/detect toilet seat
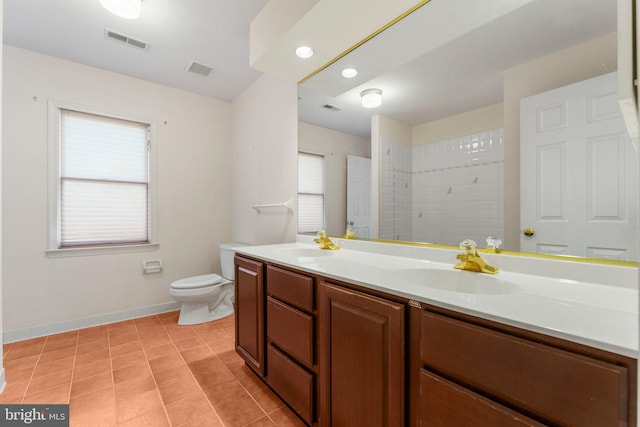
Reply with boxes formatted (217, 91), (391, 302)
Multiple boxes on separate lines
(171, 273), (224, 290)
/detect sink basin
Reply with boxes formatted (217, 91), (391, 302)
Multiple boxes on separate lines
(275, 248), (335, 258)
(395, 268), (519, 295)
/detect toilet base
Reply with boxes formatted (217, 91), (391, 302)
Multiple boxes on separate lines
(177, 302), (233, 325)
(175, 283), (234, 325)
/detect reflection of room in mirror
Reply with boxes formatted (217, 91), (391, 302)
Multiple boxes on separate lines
(380, 129), (504, 245)
(297, 0), (635, 262)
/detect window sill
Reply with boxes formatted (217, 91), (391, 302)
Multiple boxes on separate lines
(46, 243), (159, 258)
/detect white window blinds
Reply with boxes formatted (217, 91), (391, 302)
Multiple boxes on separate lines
(59, 109), (150, 247)
(298, 152), (325, 233)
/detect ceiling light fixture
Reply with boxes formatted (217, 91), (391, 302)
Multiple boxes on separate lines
(341, 68), (358, 78)
(360, 88), (383, 108)
(99, 0), (142, 19)
(295, 46), (314, 59)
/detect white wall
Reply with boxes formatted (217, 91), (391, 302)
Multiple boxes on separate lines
(231, 74), (298, 245)
(0, 0), (5, 391)
(2, 46), (233, 339)
(298, 121), (370, 236)
(412, 103), (503, 146)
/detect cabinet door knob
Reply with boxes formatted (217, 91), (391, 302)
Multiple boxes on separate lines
(523, 228), (535, 237)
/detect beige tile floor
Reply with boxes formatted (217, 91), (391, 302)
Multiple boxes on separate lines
(0, 311), (305, 427)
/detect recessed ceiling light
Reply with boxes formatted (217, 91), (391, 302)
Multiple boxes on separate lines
(99, 0), (142, 19)
(295, 46), (314, 59)
(341, 68), (358, 78)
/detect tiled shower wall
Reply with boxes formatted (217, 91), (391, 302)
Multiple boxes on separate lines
(380, 129), (504, 246)
(380, 141), (413, 241)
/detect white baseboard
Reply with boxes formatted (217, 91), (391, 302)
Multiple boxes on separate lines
(3, 301), (181, 344)
(0, 368), (6, 395)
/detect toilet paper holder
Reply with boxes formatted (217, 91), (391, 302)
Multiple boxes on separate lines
(143, 259), (163, 274)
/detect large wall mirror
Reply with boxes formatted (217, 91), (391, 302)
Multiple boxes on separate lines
(298, 0), (639, 263)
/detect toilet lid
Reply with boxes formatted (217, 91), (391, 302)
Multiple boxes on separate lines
(171, 273), (224, 289)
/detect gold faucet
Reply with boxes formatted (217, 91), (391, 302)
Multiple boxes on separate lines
(454, 239), (499, 274)
(314, 230), (340, 250)
(483, 236), (503, 254)
(343, 228), (356, 239)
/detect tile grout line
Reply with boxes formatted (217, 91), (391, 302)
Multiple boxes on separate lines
(65, 331), (79, 407)
(107, 322), (120, 425)
(160, 317), (191, 426)
(194, 320), (274, 427)
(135, 314), (174, 427)
(20, 337), (48, 404)
(189, 322), (234, 427)
(2, 313), (299, 427)
(163, 317), (228, 427)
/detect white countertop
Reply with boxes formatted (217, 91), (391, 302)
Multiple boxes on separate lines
(236, 241), (639, 358)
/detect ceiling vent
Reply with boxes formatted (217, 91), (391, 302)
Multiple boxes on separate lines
(187, 61), (215, 77)
(104, 28), (149, 50)
(322, 104), (342, 112)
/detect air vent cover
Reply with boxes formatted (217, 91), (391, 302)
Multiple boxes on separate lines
(322, 104), (342, 112)
(104, 28), (149, 50)
(187, 61), (215, 77)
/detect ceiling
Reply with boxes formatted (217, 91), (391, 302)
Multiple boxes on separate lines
(3, 0), (618, 138)
(3, 0), (268, 101)
(298, 0), (617, 138)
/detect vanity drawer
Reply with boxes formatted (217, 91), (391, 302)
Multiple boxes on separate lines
(420, 311), (628, 427)
(266, 345), (314, 425)
(420, 369), (546, 427)
(266, 296), (314, 367)
(267, 265), (314, 312)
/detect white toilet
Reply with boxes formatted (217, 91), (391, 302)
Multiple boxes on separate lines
(170, 243), (246, 325)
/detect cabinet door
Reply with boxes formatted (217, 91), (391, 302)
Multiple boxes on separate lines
(421, 311), (630, 427)
(318, 282), (405, 427)
(420, 370), (546, 427)
(234, 256), (264, 376)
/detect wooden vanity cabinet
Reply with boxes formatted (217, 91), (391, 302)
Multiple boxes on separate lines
(318, 281), (405, 427)
(415, 307), (636, 427)
(234, 255), (265, 376)
(234, 258), (319, 425)
(234, 256), (637, 427)
(265, 265), (317, 425)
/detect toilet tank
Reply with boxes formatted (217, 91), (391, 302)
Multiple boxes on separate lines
(219, 243), (249, 280)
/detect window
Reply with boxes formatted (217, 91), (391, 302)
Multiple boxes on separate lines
(298, 152), (325, 233)
(48, 102), (157, 255)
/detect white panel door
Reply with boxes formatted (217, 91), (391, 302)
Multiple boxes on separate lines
(347, 155), (372, 238)
(521, 72), (638, 260)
